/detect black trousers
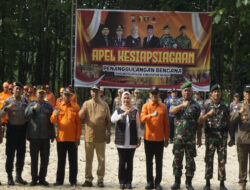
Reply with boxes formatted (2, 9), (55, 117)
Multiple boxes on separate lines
(231, 121), (238, 141)
(29, 139), (50, 181)
(169, 117), (175, 140)
(144, 140), (164, 185)
(117, 148), (136, 184)
(56, 142), (78, 184)
(5, 124), (26, 175)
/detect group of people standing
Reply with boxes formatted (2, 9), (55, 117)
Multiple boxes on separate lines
(0, 81), (249, 190)
(94, 23), (192, 49)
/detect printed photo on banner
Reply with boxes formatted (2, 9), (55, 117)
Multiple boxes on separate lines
(75, 9), (211, 90)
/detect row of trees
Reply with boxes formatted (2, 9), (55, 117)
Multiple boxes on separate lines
(0, 0), (249, 100)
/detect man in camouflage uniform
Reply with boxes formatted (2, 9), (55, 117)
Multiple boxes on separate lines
(199, 84), (234, 190)
(230, 93), (241, 141)
(231, 85), (250, 190)
(112, 88), (124, 112)
(160, 25), (177, 49)
(175, 25), (192, 49)
(194, 91), (204, 109)
(170, 82), (201, 190)
(131, 89), (144, 115)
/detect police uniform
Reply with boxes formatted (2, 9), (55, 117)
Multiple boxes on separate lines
(231, 85), (250, 190)
(171, 82), (201, 190)
(0, 82), (28, 185)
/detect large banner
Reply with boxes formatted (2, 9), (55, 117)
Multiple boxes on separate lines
(74, 9), (211, 91)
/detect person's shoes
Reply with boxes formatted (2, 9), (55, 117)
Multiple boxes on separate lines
(120, 184), (126, 189)
(203, 185), (211, 190)
(39, 180), (49, 186)
(220, 181), (228, 190)
(30, 180), (37, 186)
(155, 184), (163, 190)
(171, 177), (181, 190)
(97, 181), (104, 187)
(70, 183), (77, 187)
(126, 183), (132, 189)
(8, 176), (15, 186)
(185, 176), (194, 190)
(145, 182), (154, 189)
(15, 176), (27, 185)
(53, 181), (63, 186)
(238, 184), (246, 190)
(82, 180), (93, 187)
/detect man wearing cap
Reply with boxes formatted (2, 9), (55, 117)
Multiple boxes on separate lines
(22, 85), (29, 100)
(0, 82), (28, 185)
(143, 25), (160, 48)
(56, 87), (64, 106)
(194, 91), (204, 109)
(45, 84), (55, 108)
(0, 82), (12, 129)
(25, 85), (55, 186)
(131, 89), (144, 115)
(95, 25), (111, 47)
(100, 87), (109, 104)
(166, 88), (178, 143)
(231, 85), (250, 190)
(175, 25), (192, 49)
(230, 93), (241, 142)
(51, 87), (81, 186)
(160, 25), (177, 48)
(79, 84), (111, 187)
(170, 82), (201, 190)
(141, 86), (169, 190)
(113, 25), (126, 47)
(199, 84), (234, 190)
(29, 85), (37, 102)
(113, 88), (124, 112)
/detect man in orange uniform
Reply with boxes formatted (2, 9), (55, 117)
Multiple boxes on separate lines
(0, 82), (12, 125)
(45, 84), (55, 108)
(68, 85), (77, 104)
(29, 86), (37, 102)
(56, 87), (64, 106)
(51, 87), (82, 186)
(141, 86), (169, 190)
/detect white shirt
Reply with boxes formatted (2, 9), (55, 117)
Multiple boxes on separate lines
(111, 109), (141, 149)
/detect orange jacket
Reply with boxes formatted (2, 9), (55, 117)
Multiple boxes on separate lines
(71, 93), (77, 104)
(50, 101), (82, 142)
(0, 91), (12, 123)
(45, 92), (55, 108)
(140, 100), (169, 141)
(56, 97), (63, 106)
(29, 93), (37, 102)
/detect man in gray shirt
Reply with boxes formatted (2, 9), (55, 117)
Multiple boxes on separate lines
(25, 85), (55, 186)
(0, 82), (28, 185)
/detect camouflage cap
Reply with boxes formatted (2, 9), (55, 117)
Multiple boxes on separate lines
(180, 82), (192, 89)
(37, 85), (46, 93)
(91, 84), (100, 91)
(210, 84), (221, 92)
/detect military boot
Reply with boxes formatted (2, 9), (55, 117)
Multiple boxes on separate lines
(186, 176), (194, 190)
(7, 173), (15, 186)
(171, 177), (181, 190)
(15, 172), (27, 185)
(220, 181), (228, 190)
(238, 183), (246, 190)
(203, 179), (211, 190)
